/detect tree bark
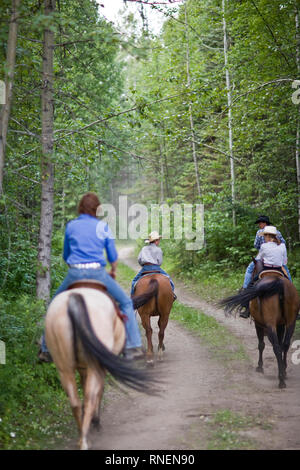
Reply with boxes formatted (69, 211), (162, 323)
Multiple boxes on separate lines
(222, 0), (236, 226)
(36, 0), (55, 301)
(184, 4), (201, 199)
(295, 5), (300, 241)
(0, 0), (21, 195)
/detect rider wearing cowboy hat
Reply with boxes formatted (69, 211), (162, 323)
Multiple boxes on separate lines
(131, 231), (176, 300)
(242, 215), (291, 291)
(240, 216), (292, 318)
(256, 225), (288, 274)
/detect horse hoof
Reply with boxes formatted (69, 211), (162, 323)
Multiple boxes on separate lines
(256, 366), (264, 374)
(279, 381), (286, 389)
(146, 358), (154, 365)
(92, 418), (101, 431)
(79, 438), (89, 450)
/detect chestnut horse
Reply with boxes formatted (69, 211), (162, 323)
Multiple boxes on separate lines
(132, 274), (174, 363)
(219, 265), (300, 388)
(45, 285), (154, 450)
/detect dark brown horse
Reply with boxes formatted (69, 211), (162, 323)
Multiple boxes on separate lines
(132, 274), (174, 364)
(219, 263), (300, 388)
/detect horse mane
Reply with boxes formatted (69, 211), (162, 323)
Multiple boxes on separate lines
(219, 278), (285, 316)
(132, 278), (159, 310)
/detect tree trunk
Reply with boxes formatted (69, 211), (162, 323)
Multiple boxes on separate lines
(222, 0), (236, 226)
(36, 0), (55, 301)
(184, 4), (201, 199)
(159, 143), (164, 203)
(295, 5), (300, 241)
(0, 0), (21, 195)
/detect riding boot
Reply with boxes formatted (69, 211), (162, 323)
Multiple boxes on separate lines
(38, 348), (53, 363)
(239, 305), (250, 319)
(123, 347), (145, 361)
(173, 293), (177, 301)
(238, 287), (250, 319)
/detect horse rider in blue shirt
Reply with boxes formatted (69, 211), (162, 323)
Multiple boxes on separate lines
(39, 192), (143, 362)
(240, 215), (292, 318)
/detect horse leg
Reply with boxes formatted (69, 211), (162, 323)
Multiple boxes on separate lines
(266, 326), (286, 389)
(78, 367), (101, 431)
(282, 322), (296, 379)
(276, 324), (286, 378)
(59, 370), (82, 433)
(91, 371), (105, 431)
(141, 315), (154, 363)
(255, 323), (265, 373)
(157, 316), (168, 360)
(80, 369), (104, 450)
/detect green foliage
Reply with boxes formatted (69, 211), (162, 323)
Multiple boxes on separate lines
(0, 295), (73, 449)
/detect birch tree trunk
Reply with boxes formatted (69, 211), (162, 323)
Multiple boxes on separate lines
(159, 143), (164, 203)
(295, 5), (300, 241)
(184, 4), (201, 199)
(222, 0), (236, 226)
(36, 0), (55, 301)
(0, 0), (21, 195)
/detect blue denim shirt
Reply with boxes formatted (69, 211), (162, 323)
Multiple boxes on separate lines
(254, 229), (285, 250)
(63, 214), (117, 266)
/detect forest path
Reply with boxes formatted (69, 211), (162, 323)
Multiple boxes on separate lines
(65, 246), (300, 450)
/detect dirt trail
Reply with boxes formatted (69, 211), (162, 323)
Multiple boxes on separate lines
(66, 247), (300, 450)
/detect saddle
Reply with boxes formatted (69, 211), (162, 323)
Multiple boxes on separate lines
(258, 269), (285, 280)
(67, 279), (107, 292)
(67, 279), (127, 323)
(133, 270), (166, 295)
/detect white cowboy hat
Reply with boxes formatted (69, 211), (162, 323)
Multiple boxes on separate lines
(145, 231), (162, 243)
(263, 225), (277, 236)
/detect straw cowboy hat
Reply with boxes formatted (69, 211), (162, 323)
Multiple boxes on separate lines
(262, 225), (277, 236)
(145, 231), (162, 243)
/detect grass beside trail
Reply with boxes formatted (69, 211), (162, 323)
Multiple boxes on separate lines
(0, 295), (76, 450)
(117, 262), (249, 366)
(206, 409), (273, 450)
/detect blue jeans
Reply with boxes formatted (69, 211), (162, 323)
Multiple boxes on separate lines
(243, 261), (292, 288)
(41, 267), (142, 352)
(131, 264), (175, 296)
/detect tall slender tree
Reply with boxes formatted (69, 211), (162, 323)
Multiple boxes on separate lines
(184, 2), (201, 199)
(36, 0), (55, 301)
(222, 0), (236, 226)
(0, 0), (21, 195)
(295, 3), (300, 240)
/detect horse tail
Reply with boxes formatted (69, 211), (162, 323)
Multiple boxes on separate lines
(132, 278), (159, 310)
(219, 278), (285, 316)
(67, 293), (155, 394)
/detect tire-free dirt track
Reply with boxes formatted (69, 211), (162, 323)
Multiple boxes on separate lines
(66, 246), (300, 450)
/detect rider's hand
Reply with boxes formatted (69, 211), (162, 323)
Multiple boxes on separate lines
(109, 269), (116, 279)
